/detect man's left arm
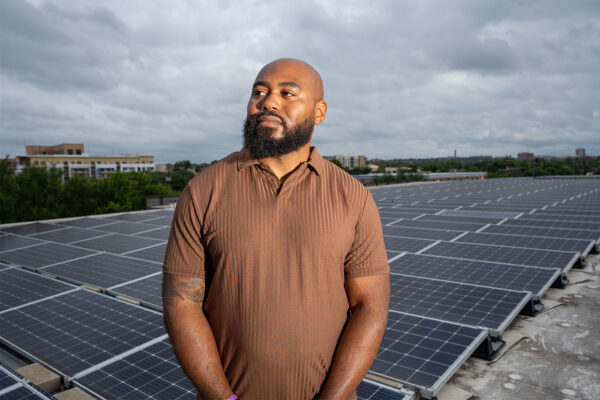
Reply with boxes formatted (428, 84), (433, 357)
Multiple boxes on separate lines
(319, 273), (390, 400)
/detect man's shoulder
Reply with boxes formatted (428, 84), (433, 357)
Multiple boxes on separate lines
(186, 150), (243, 188)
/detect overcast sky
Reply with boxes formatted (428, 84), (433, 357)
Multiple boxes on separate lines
(1, 0), (599, 163)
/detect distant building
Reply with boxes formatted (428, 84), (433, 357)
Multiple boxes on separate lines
(16, 144), (154, 178)
(331, 155), (366, 169)
(576, 148), (586, 158)
(517, 152), (535, 161)
(26, 143), (84, 156)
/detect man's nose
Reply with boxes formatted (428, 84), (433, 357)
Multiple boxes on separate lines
(259, 93), (279, 111)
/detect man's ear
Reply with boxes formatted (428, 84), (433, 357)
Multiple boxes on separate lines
(314, 101), (328, 125)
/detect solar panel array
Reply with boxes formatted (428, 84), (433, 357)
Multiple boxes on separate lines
(1, 177), (599, 399)
(0, 364), (55, 400)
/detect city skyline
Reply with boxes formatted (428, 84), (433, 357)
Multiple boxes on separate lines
(1, 0), (599, 163)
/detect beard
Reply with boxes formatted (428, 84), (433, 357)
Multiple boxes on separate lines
(243, 111), (314, 158)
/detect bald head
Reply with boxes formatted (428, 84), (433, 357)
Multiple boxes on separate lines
(255, 58), (324, 102)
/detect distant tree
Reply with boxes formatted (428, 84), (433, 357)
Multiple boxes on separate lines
(0, 158), (18, 223)
(61, 176), (98, 216)
(15, 167), (63, 221)
(173, 160), (193, 170)
(330, 159), (343, 168)
(169, 169), (195, 191)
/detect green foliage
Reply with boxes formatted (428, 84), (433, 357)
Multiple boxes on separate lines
(0, 165), (171, 224)
(169, 169), (195, 191)
(173, 160), (193, 170)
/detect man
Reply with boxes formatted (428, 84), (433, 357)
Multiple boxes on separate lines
(163, 58), (390, 400)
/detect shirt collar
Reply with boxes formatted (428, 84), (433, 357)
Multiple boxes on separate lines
(237, 146), (324, 176)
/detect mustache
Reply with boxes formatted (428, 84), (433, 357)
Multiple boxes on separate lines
(250, 111), (287, 128)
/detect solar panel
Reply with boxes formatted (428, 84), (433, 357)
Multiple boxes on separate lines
(0, 235), (46, 252)
(0, 365), (56, 400)
(454, 232), (595, 257)
(389, 274), (530, 333)
(0, 386), (54, 400)
(72, 233), (165, 254)
(73, 338), (195, 400)
(357, 379), (412, 400)
(387, 219), (487, 232)
(0, 267), (77, 312)
(0, 243), (98, 270)
(110, 213), (162, 223)
(30, 227), (108, 244)
(382, 226), (462, 241)
(142, 210), (174, 218)
(124, 244), (166, 263)
(58, 217), (118, 228)
(0, 365), (20, 391)
(133, 226), (171, 241)
(137, 216), (174, 226)
(95, 221), (163, 235)
(384, 236), (437, 253)
(422, 241), (580, 272)
(0, 289), (166, 377)
(40, 253), (162, 289)
(415, 214), (503, 225)
(526, 212), (600, 223)
(389, 253), (560, 297)
(108, 273), (162, 310)
(379, 211), (427, 220)
(482, 224), (600, 242)
(0, 223), (64, 236)
(503, 218), (600, 232)
(370, 311), (487, 399)
(440, 209), (523, 219)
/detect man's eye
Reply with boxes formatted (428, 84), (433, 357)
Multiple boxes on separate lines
(282, 91), (295, 97)
(253, 90), (266, 96)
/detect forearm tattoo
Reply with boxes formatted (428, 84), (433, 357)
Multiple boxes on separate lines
(162, 274), (206, 310)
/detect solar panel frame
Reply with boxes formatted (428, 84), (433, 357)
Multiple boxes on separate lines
(0, 267), (78, 313)
(453, 232), (595, 258)
(482, 224), (600, 243)
(502, 218), (600, 232)
(106, 272), (162, 311)
(0, 234), (47, 252)
(357, 379), (413, 400)
(123, 243), (166, 263)
(389, 253), (560, 297)
(387, 219), (488, 232)
(40, 253), (162, 289)
(389, 274), (530, 333)
(422, 241), (580, 272)
(72, 233), (165, 254)
(94, 221), (164, 235)
(0, 289), (166, 378)
(0, 243), (99, 270)
(382, 226), (463, 241)
(30, 227), (109, 244)
(0, 223), (65, 236)
(370, 311), (487, 399)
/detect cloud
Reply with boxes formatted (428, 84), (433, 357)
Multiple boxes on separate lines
(1, 0), (599, 162)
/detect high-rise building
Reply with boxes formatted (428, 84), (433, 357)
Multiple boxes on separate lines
(576, 148), (586, 158)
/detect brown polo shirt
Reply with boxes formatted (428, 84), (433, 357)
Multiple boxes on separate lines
(163, 147), (389, 399)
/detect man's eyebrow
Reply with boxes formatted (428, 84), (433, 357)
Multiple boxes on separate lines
(252, 81), (302, 90)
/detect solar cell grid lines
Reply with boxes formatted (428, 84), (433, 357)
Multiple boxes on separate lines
(387, 219), (487, 232)
(95, 221), (164, 235)
(0, 242), (98, 270)
(133, 226), (172, 241)
(30, 227), (108, 244)
(388, 275), (529, 332)
(0, 235), (46, 252)
(0, 223), (64, 236)
(455, 232), (595, 256)
(384, 236), (437, 254)
(57, 217), (119, 228)
(0, 267), (76, 312)
(0, 289), (166, 377)
(422, 241), (580, 272)
(124, 243), (166, 263)
(72, 233), (165, 254)
(41, 253), (162, 289)
(503, 218), (600, 231)
(382, 226), (463, 241)
(389, 253), (560, 296)
(356, 380), (411, 400)
(482, 224), (600, 242)
(371, 311), (486, 398)
(108, 273), (162, 310)
(74, 339), (195, 400)
(415, 214), (504, 225)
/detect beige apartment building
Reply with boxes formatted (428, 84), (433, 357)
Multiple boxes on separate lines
(16, 144), (154, 178)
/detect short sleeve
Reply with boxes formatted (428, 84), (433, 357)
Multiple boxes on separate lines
(162, 184), (207, 277)
(344, 190), (390, 278)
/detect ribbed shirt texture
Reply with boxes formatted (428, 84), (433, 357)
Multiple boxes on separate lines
(163, 147), (389, 400)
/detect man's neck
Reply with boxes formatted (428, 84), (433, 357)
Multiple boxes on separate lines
(258, 143), (312, 181)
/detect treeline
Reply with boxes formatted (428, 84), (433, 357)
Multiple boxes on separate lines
(0, 158), (171, 224)
(377, 156), (600, 178)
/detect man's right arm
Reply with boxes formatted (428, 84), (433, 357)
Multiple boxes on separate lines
(162, 273), (233, 400)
